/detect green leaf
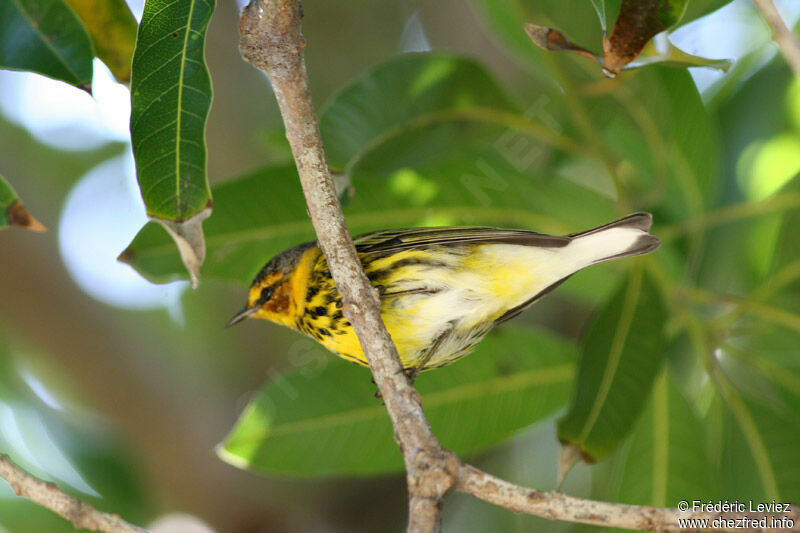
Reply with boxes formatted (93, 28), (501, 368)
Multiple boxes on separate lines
(604, 371), (717, 510)
(0, 174), (46, 232)
(657, 0), (687, 28)
(319, 53), (518, 173)
(625, 41), (732, 73)
(322, 54), (614, 237)
(715, 379), (800, 502)
(63, 0), (137, 83)
(218, 327), (575, 476)
(771, 178), (800, 276)
(130, 0), (214, 221)
(557, 266), (668, 463)
(723, 320), (800, 431)
(681, 0), (733, 25)
(129, 0), (216, 285)
(349, 121), (616, 228)
(0, 0), (94, 90)
(602, 67), (719, 218)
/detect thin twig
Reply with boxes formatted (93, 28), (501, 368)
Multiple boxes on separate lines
(237, 1), (800, 532)
(457, 464), (800, 531)
(0, 454), (148, 533)
(752, 0), (800, 76)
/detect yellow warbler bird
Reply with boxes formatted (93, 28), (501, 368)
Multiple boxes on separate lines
(228, 213), (659, 378)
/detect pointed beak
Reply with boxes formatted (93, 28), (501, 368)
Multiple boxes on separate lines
(226, 305), (259, 327)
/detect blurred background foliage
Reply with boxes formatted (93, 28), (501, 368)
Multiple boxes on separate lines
(1, 0), (800, 531)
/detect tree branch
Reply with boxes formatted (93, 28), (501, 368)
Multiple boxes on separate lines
(238, 2), (456, 530)
(456, 464), (800, 531)
(752, 0), (800, 76)
(237, 1), (799, 532)
(0, 454), (148, 533)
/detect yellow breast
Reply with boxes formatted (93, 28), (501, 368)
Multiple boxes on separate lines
(295, 244), (552, 370)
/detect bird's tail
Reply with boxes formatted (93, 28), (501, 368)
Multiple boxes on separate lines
(565, 212), (660, 267)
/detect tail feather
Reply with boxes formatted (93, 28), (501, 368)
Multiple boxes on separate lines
(569, 212), (653, 237)
(565, 212), (660, 268)
(594, 233), (661, 263)
(493, 213), (660, 325)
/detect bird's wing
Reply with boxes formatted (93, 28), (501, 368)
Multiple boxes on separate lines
(354, 226), (570, 255)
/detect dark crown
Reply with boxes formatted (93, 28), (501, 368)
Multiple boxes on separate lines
(251, 241), (316, 287)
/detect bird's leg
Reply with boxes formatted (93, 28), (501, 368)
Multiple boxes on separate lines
(374, 324), (453, 399)
(404, 325), (453, 385)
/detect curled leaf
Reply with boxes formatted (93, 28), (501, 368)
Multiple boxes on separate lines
(524, 23), (600, 65)
(151, 206), (211, 289)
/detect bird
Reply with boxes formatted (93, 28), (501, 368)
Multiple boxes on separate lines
(227, 212), (660, 380)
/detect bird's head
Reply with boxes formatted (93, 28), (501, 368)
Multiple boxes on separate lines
(227, 241), (317, 328)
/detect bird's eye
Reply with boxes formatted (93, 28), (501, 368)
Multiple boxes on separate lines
(257, 286), (274, 305)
